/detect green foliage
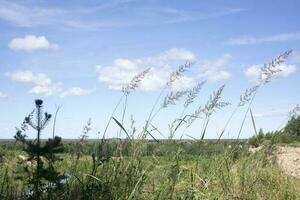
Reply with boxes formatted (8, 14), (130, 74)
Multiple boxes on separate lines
(249, 116), (300, 146)
(285, 116), (300, 137)
(1, 139), (300, 200)
(248, 129), (265, 147)
(14, 99), (65, 200)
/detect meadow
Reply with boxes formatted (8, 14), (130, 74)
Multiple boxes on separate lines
(0, 50), (300, 199)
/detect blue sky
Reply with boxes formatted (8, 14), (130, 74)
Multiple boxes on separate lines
(0, 0), (300, 139)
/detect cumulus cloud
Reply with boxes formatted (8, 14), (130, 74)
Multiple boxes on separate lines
(225, 32), (300, 45)
(244, 64), (297, 83)
(198, 54), (232, 82)
(60, 87), (94, 97)
(5, 70), (92, 97)
(9, 35), (58, 52)
(95, 49), (233, 92)
(4, 70), (51, 86)
(95, 48), (197, 92)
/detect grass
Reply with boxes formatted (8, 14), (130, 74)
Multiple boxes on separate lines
(0, 140), (299, 199)
(1, 50), (299, 199)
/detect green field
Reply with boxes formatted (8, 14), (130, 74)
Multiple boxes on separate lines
(1, 140), (300, 200)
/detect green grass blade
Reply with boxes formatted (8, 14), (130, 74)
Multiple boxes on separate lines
(146, 130), (159, 143)
(112, 117), (131, 139)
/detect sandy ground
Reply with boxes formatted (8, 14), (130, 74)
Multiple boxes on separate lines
(276, 146), (300, 179)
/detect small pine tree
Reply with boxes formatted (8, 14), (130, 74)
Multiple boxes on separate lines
(15, 99), (65, 199)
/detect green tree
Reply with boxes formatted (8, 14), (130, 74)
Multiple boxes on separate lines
(284, 116), (300, 137)
(15, 99), (65, 199)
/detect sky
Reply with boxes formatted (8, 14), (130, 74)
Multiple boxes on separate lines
(0, 0), (300, 139)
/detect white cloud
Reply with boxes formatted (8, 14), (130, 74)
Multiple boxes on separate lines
(198, 54), (232, 82)
(5, 70), (51, 86)
(29, 82), (63, 97)
(9, 35), (58, 52)
(60, 87), (94, 97)
(0, 92), (7, 98)
(96, 49), (234, 92)
(0, 1), (65, 27)
(5, 70), (92, 97)
(244, 64), (297, 83)
(159, 48), (196, 61)
(0, 1), (243, 30)
(225, 32), (300, 45)
(95, 48), (197, 92)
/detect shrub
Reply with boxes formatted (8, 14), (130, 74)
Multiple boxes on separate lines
(14, 99), (65, 199)
(284, 116), (300, 137)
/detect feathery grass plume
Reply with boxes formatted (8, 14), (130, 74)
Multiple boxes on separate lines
(218, 50), (293, 141)
(239, 85), (259, 107)
(161, 90), (189, 108)
(122, 68), (150, 95)
(275, 104), (300, 131)
(211, 51), (294, 189)
(166, 81), (206, 138)
(101, 68), (150, 147)
(186, 85), (229, 128)
(185, 106), (205, 127)
(81, 118), (91, 140)
(76, 118), (91, 159)
(239, 50), (292, 108)
(260, 49), (293, 84)
(236, 50), (293, 138)
(142, 62), (194, 135)
(289, 104), (300, 117)
(184, 81), (206, 108)
(203, 85), (230, 117)
(199, 85), (230, 140)
(166, 61), (193, 87)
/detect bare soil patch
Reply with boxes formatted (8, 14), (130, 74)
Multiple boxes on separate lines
(276, 146), (300, 179)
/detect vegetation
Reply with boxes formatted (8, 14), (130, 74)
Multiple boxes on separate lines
(249, 116), (300, 147)
(14, 100), (65, 199)
(0, 50), (300, 199)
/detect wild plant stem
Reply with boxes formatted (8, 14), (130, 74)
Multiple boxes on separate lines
(142, 86), (167, 138)
(52, 105), (62, 139)
(237, 90), (258, 139)
(103, 94), (125, 137)
(217, 105), (239, 141)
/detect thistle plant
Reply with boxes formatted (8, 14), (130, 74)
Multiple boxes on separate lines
(15, 99), (65, 199)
